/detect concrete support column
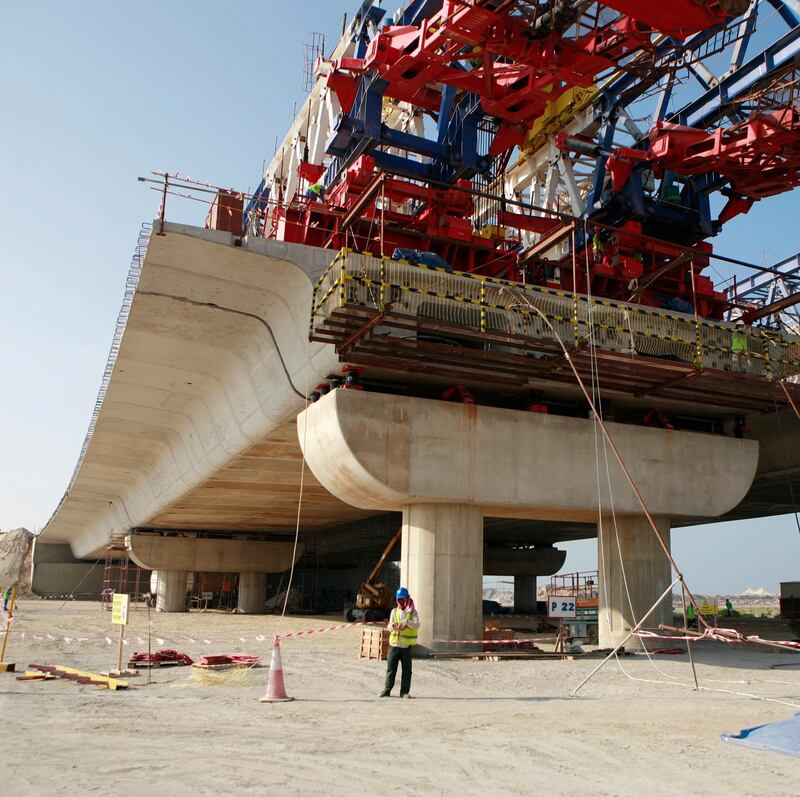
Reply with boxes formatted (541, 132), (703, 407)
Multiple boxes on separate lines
(237, 572), (267, 614)
(514, 575), (538, 615)
(401, 503), (483, 652)
(598, 517), (672, 650)
(156, 570), (188, 613)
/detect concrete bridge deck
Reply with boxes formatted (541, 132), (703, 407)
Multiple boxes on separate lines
(43, 223), (366, 559)
(39, 223), (800, 623)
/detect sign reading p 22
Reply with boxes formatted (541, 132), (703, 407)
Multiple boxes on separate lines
(548, 596), (577, 618)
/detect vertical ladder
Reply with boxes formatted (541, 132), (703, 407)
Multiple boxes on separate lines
(100, 530), (133, 611)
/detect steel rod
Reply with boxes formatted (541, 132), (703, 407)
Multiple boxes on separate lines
(570, 578), (680, 697)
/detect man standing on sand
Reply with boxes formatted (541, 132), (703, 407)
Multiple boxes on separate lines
(380, 587), (420, 699)
(2, 587), (10, 612)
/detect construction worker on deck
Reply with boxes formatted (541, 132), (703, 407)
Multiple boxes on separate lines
(306, 182), (325, 202)
(380, 587), (420, 698)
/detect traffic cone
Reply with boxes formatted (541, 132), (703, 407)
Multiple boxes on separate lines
(259, 637), (294, 702)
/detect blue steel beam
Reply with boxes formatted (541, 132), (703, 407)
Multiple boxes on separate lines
(735, 252), (800, 299)
(678, 24), (800, 128)
(765, 0), (799, 28)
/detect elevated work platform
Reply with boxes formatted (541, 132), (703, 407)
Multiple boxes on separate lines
(311, 251), (800, 414)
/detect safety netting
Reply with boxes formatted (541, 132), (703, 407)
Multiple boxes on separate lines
(311, 250), (800, 380)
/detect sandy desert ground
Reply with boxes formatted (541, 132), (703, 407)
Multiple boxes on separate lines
(1, 600), (798, 796)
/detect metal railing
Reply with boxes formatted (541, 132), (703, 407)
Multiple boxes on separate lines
(311, 249), (800, 381)
(43, 223), (153, 530)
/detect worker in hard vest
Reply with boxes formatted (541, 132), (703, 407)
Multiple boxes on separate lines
(306, 182), (325, 201)
(380, 587), (420, 698)
(732, 319), (751, 370)
(726, 598), (734, 617)
(686, 603), (698, 630)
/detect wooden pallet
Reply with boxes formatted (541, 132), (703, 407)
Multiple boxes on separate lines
(360, 628), (390, 660)
(27, 664), (129, 690)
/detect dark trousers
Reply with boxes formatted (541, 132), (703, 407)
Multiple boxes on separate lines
(384, 646), (412, 695)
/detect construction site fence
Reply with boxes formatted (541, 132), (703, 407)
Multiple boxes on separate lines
(311, 250), (800, 381)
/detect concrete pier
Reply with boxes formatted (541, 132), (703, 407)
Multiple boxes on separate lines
(299, 389), (758, 652)
(514, 575), (538, 615)
(401, 504), (483, 650)
(598, 517), (673, 650)
(156, 570), (188, 612)
(237, 572), (267, 614)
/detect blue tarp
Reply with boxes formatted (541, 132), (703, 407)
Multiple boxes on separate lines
(721, 712), (800, 757)
(391, 248), (452, 272)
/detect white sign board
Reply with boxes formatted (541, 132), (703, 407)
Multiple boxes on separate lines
(548, 595), (577, 619)
(111, 593), (130, 626)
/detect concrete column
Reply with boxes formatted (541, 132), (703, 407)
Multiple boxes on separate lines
(514, 575), (538, 615)
(401, 504), (483, 652)
(156, 570), (188, 613)
(598, 517), (672, 650)
(237, 572), (267, 614)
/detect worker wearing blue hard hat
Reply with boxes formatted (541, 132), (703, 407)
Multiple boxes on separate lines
(379, 587), (420, 698)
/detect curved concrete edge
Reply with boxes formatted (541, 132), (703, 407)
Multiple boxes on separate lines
(484, 546), (566, 576)
(42, 224), (341, 558)
(299, 390), (759, 520)
(127, 533), (304, 573)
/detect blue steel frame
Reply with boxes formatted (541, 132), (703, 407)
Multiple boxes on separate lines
(247, 1), (800, 239)
(585, 8), (800, 243)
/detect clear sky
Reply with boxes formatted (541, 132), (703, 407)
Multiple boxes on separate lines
(2, 1), (799, 594)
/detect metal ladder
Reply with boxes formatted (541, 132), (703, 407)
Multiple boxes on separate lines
(100, 531), (142, 611)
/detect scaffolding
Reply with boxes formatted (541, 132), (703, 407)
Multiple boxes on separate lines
(100, 530), (144, 611)
(302, 32), (325, 93)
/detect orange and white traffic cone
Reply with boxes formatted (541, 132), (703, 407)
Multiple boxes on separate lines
(259, 637), (294, 703)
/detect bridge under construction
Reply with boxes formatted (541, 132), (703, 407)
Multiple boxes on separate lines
(38, 1), (800, 651)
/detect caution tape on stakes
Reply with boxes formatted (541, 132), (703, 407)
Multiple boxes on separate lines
(0, 620), (388, 648)
(6, 619), (798, 652)
(634, 627), (800, 649)
(434, 636), (560, 646)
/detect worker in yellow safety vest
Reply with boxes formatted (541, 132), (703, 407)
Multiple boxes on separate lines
(732, 319), (751, 369)
(380, 587), (420, 698)
(306, 182), (325, 201)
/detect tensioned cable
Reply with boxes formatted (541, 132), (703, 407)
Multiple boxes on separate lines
(273, 333), (312, 640)
(772, 395), (800, 537)
(581, 225), (677, 682)
(503, 273), (799, 704)
(137, 291), (305, 399)
(581, 221), (684, 682)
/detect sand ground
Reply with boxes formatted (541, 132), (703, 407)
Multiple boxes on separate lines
(1, 600), (798, 796)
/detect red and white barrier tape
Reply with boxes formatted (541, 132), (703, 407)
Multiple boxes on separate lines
(634, 628), (800, 649)
(6, 621), (797, 652)
(279, 620), (385, 640)
(0, 620), (387, 647)
(434, 636), (559, 646)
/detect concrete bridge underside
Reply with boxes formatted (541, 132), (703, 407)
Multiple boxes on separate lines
(40, 223), (800, 627)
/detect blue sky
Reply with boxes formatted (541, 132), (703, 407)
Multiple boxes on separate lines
(2, 1), (798, 593)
